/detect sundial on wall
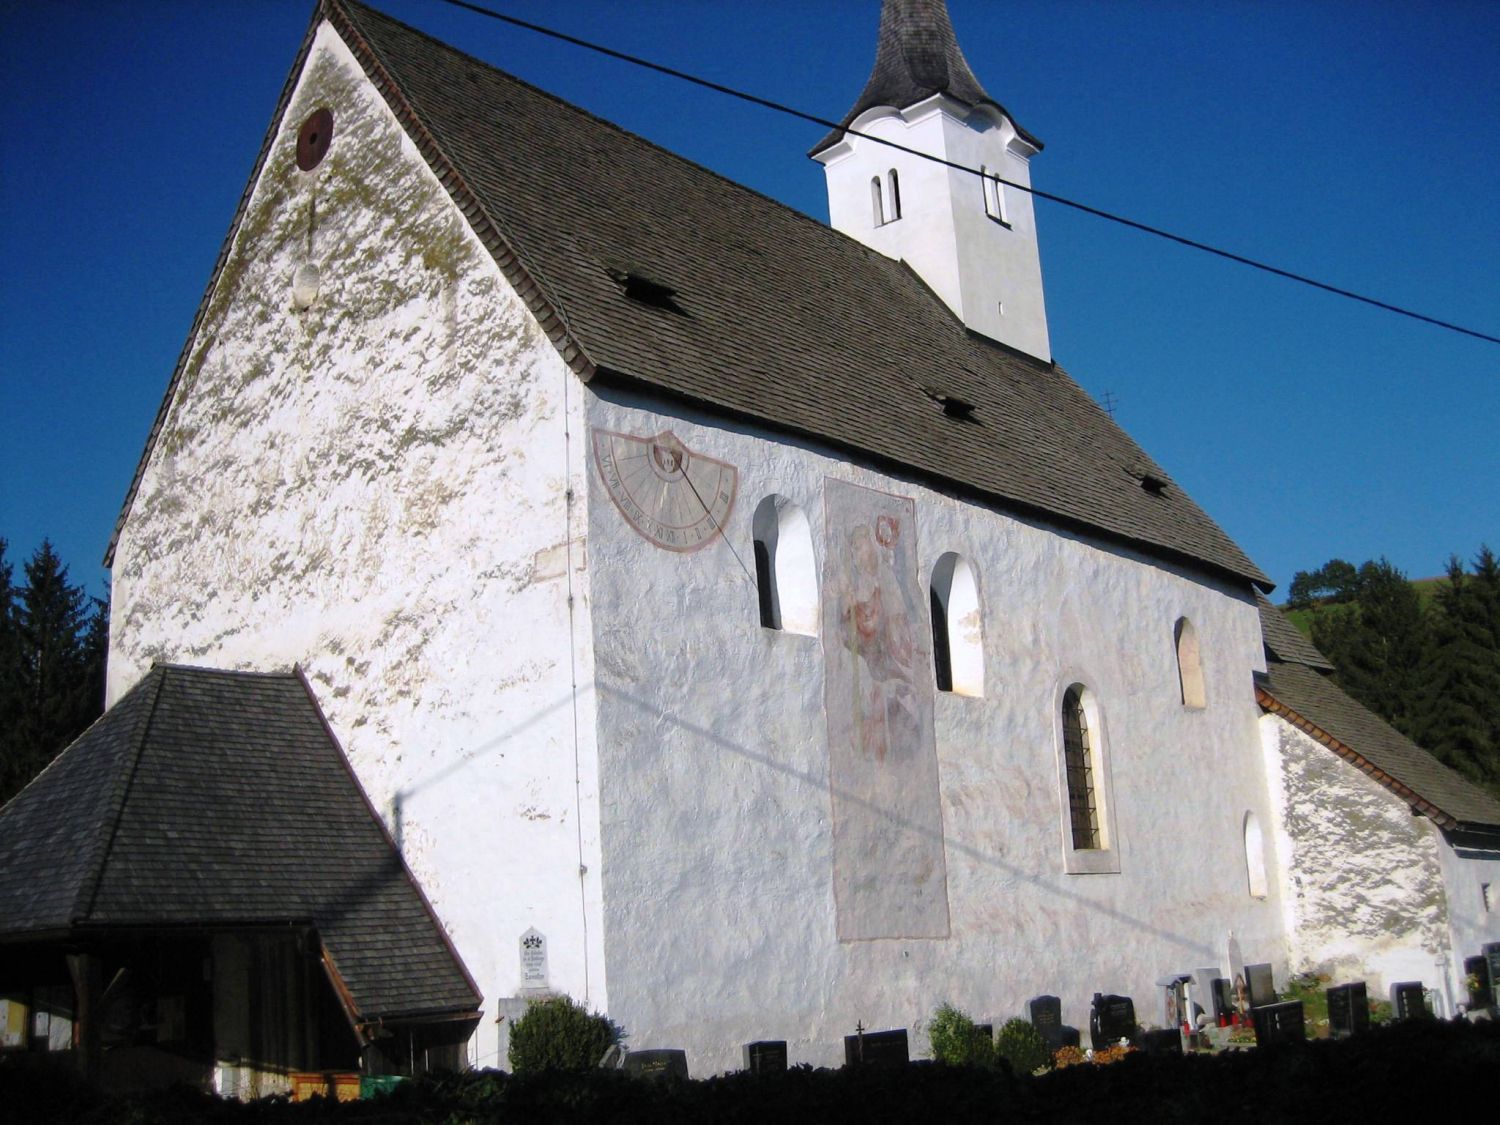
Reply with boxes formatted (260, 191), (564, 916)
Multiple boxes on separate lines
(592, 428), (738, 552)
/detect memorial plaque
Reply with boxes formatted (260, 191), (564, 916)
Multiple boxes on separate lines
(1089, 993), (1137, 1050)
(843, 1028), (909, 1066)
(1326, 982), (1369, 1038)
(623, 1049), (689, 1080)
(1245, 963), (1276, 1009)
(1029, 995), (1065, 1049)
(1391, 981), (1429, 1021)
(1251, 1000), (1305, 1046)
(743, 1040), (788, 1075)
(518, 928), (548, 993)
(1464, 955), (1493, 1010)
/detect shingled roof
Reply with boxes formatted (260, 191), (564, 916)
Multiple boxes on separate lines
(810, 0), (1042, 156)
(0, 664), (481, 1027)
(108, 0), (1267, 590)
(1255, 600), (1500, 832)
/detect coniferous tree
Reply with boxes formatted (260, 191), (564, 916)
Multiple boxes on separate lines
(0, 540), (108, 807)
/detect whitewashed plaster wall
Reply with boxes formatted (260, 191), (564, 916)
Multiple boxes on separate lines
(817, 99), (1050, 361)
(586, 387), (1282, 1074)
(106, 23), (604, 1067)
(1436, 840), (1500, 974)
(1260, 716), (1449, 996)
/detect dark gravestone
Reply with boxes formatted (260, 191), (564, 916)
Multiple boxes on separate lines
(1325, 982), (1369, 1039)
(742, 1041), (787, 1075)
(1245, 963), (1276, 1009)
(1211, 979), (1235, 1024)
(1391, 982), (1429, 1021)
(1029, 996), (1062, 1047)
(1251, 1000), (1305, 1047)
(1089, 993), (1137, 1050)
(622, 1049), (689, 1080)
(1464, 956), (1493, 1010)
(1140, 1028), (1183, 1055)
(843, 1028), (909, 1067)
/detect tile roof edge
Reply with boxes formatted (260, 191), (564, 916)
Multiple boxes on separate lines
(594, 367), (1267, 593)
(1255, 679), (1464, 830)
(293, 664), (484, 1016)
(70, 666), (170, 925)
(326, 0), (597, 387)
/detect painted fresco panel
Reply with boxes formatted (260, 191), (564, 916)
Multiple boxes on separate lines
(823, 478), (949, 940)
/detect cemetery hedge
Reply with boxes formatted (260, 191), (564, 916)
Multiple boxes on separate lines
(4, 1018), (1496, 1124)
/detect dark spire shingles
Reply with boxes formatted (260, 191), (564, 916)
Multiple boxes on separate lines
(811, 0), (1041, 155)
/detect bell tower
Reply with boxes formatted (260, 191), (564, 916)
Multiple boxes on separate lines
(812, 0), (1051, 362)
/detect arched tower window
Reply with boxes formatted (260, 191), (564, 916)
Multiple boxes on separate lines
(930, 553), (982, 696)
(1243, 811), (1268, 898)
(870, 176), (885, 226)
(1061, 685), (1101, 850)
(752, 495), (817, 636)
(1175, 617), (1206, 709)
(981, 165), (1009, 225)
(887, 169), (902, 220)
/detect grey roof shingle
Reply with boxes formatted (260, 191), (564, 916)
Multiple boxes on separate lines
(0, 665), (481, 1024)
(811, 0), (1041, 155)
(1255, 599), (1500, 830)
(107, 0), (1269, 591)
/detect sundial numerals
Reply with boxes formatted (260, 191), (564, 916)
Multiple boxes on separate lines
(592, 428), (738, 553)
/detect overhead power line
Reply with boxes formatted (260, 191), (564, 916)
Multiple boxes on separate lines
(428, 0), (1499, 347)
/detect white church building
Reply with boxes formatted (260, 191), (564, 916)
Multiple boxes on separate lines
(5, 0), (1497, 1083)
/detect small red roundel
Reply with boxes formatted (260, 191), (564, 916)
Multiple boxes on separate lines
(296, 108), (334, 171)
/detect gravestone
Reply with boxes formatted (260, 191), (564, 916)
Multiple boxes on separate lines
(1325, 982), (1368, 1038)
(742, 1041), (787, 1075)
(1391, 981), (1429, 1021)
(1251, 1000), (1305, 1047)
(1485, 943), (1500, 1006)
(1140, 1027), (1183, 1055)
(1464, 955), (1493, 1011)
(622, 1049), (689, 1080)
(1029, 995), (1063, 1048)
(843, 1027), (909, 1066)
(1211, 979), (1235, 1024)
(518, 928), (549, 994)
(1245, 963), (1276, 1009)
(1089, 993), (1137, 1050)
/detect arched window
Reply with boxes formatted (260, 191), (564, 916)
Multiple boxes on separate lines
(887, 169), (902, 220)
(1243, 811), (1268, 898)
(1061, 685), (1101, 850)
(752, 495), (817, 636)
(1174, 617), (1205, 709)
(930, 553), (983, 696)
(870, 176), (885, 226)
(981, 165), (1008, 225)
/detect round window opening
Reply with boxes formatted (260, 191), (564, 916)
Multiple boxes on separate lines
(296, 108), (334, 171)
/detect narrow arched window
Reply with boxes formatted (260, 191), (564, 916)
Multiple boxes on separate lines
(1062, 685), (1101, 850)
(752, 495), (817, 636)
(1244, 812), (1268, 898)
(871, 176), (885, 226)
(981, 165), (1008, 225)
(887, 169), (901, 220)
(1174, 617), (1206, 709)
(930, 553), (983, 696)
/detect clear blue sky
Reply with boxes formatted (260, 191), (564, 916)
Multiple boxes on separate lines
(3, 0), (1496, 601)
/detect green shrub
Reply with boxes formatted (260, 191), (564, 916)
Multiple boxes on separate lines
(508, 995), (622, 1074)
(928, 1003), (995, 1067)
(995, 1017), (1051, 1075)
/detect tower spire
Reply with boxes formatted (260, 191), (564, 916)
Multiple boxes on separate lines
(812, 0), (1039, 157)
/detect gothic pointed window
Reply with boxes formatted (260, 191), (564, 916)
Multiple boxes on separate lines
(1174, 617), (1206, 708)
(930, 553), (982, 696)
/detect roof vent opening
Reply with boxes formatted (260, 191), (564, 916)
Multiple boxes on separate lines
(1140, 473), (1169, 496)
(606, 266), (686, 315)
(923, 387), (977, 421)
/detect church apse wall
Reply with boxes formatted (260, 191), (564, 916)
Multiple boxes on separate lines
(107, 23), (605, 1069)
(586, 387), (1283, 1073)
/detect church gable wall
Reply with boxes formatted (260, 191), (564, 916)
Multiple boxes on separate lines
(108, 22), (603, 1068)
(585, 387), (1281, 1072)
(1261, 715), (1449, 998)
